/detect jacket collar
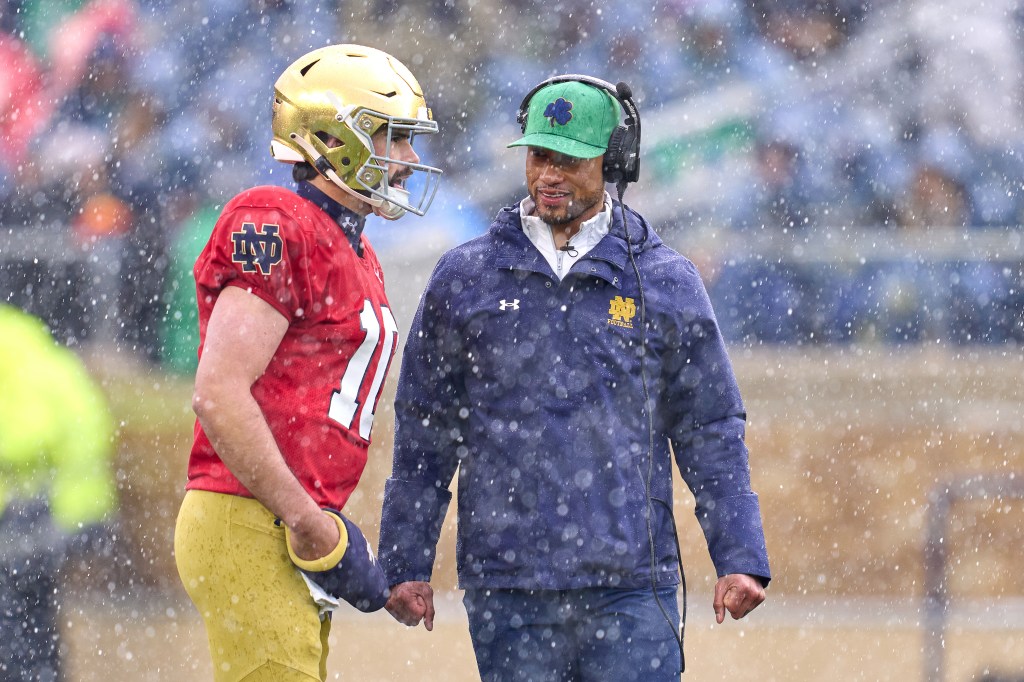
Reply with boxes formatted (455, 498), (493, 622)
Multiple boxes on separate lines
(489, 201), (659, 287)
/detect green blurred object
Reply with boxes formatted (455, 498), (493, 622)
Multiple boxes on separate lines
(17, 0), (88, 59)
(160, 205), (217, 375)
(0, 304), (116, 531)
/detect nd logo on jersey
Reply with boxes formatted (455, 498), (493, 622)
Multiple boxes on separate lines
(231, 222), (283, 275)
(608, 295), (636, 329)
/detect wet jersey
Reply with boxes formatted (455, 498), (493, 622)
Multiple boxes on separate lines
(186, 183), (397, 509)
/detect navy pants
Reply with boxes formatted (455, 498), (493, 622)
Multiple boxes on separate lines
(0, 501), (64, 682)
(463, 586), (682, 682)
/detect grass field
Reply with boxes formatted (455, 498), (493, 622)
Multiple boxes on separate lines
(64, 343), (1024, 681)
(60, 589), (1024, 681)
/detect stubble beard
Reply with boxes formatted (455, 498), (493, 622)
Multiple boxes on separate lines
(530, 185), (604, 227)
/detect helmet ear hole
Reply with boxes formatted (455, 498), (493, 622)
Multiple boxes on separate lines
(315, 132), (345, 148)
(292, 162), (317, 182)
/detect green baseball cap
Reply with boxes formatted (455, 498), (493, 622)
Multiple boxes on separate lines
(507, 81), (620, 159)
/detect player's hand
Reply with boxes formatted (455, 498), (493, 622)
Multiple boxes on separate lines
(713, 573), (766, 624)
(285, 509), (390, 612)
(287, 508), (342, 562)
(386, 580), (435, 631)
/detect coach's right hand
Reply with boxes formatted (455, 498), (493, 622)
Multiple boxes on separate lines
(386, 580), (435, 631)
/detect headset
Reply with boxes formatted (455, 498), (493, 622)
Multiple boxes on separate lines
(519, 75), (687, 673)
(516, 74), (641, 186)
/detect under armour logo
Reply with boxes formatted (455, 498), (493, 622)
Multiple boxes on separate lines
(231, 222), (283, 275)
(499, 299), (520, 310)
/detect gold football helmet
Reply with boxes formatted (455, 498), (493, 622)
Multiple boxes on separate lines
(271, 44), (442, 220)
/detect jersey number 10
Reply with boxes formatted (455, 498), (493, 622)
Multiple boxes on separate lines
(328, 300), (398, 441)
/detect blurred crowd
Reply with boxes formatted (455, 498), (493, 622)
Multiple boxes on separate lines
(1, 0), (1023, 358)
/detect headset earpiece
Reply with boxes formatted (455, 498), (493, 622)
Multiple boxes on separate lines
(603, 123), (640, 185)
(516, 74), (641, 185)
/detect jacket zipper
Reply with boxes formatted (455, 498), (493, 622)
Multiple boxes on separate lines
(550, 230), (564, 278)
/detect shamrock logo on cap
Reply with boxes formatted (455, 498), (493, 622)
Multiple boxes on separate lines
(543, 98), (573, 127)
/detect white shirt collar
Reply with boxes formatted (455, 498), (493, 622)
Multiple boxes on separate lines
(519, 193), (612, 279)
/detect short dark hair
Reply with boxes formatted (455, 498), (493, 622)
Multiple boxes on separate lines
(292, 162), (317, 182)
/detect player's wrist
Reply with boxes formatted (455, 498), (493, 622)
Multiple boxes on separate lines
(285, 508), (390, 613)
(281, 499), (327, 532)
(286, 509), (349, 571)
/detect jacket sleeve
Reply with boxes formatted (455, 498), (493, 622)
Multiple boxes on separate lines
(377, 263), (464, 585)
(661, 267), (771, 584)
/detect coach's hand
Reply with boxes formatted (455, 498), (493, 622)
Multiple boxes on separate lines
(713, 573), (766, 624)
(386, 580), (435, 631)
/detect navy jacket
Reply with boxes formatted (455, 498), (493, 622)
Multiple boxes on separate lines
(378, 202), (771, 590)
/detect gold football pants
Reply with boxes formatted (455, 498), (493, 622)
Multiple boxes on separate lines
(174, 490), (329, 682)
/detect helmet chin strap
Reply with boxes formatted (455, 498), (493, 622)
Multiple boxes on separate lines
(372, 187), (409, 220)
(288, 132), (406, 220)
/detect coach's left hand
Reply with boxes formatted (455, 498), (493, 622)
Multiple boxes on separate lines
(713, 573), (766, 624)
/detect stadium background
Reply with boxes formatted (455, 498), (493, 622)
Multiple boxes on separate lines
(1, 0), (1023, 679)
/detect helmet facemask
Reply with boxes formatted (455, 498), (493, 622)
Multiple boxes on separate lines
(337, 103), (442, 220)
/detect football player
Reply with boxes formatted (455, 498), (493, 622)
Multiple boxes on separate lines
(173, 44), (442, 682)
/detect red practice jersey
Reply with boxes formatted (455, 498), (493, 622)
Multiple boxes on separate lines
(186, 185), (398, 509)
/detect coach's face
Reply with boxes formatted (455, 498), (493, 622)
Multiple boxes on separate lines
(526, 147), (605, 234)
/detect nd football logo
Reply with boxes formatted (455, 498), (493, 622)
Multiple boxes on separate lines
(608, 296), (636, 329)
(232, 222), (283, 275)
